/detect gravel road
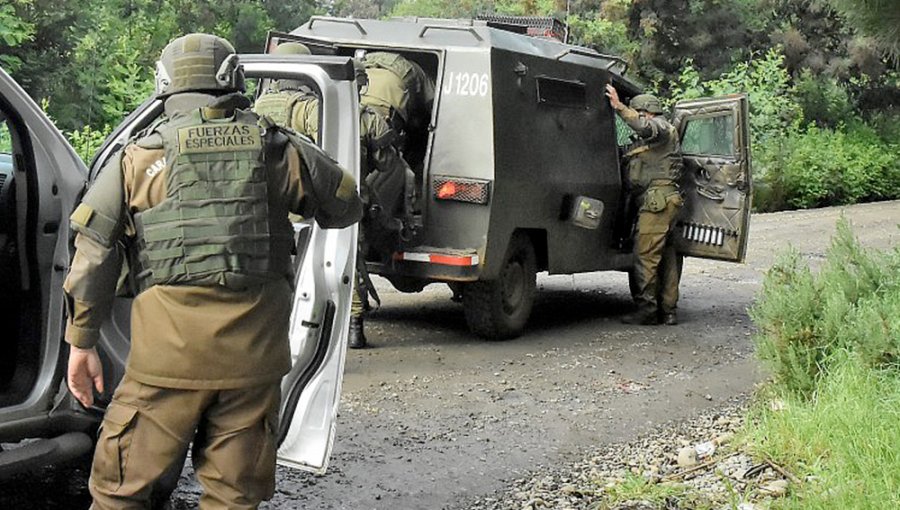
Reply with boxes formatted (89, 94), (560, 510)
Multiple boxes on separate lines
(2, 201), (898, 509)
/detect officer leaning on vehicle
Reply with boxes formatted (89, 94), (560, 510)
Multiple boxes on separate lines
(606, 84), (684, 326)
(255, 42), (413, 349)
(63, 33), (362, 509)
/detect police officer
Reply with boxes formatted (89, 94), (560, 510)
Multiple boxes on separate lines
(255, 43), (413, 349)
(606, 84), (684, 326)
(253, 42), (320, 141)
(64, 33), (362, 509)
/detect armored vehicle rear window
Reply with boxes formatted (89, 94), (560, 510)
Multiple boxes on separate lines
(681, 113), (735, 157)
(536, 77), (586, 109)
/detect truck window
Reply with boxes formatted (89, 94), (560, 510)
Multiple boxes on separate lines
(536, 76), (586, 109)
(680, 113), (735, 157)
(614, 115), (633, 147)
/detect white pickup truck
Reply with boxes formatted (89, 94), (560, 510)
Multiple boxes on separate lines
(0, 55), (361, 481)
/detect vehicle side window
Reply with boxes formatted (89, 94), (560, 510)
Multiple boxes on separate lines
(536, 77), (586, 109)
(615, 115), (633, 147)
(680, 113), (735, 157)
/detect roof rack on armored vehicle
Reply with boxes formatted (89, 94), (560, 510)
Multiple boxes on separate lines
(474, 14), (567, 42)
(292, 16), (640, 94)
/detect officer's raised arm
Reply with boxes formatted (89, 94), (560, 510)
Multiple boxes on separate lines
(607, 84), (660, 140)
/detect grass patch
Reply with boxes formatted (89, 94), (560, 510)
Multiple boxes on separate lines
(591, 473), (717, 510)
(743, 218), (900, 509)
(746, 357), (900, 509)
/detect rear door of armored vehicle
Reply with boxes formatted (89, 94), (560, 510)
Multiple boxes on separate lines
(672, 94), (752, 262)
(58, 56), (361, 474)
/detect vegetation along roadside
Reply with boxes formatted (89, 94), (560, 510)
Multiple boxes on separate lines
(466, 217), (900, 510)
(1, 0), (898, 213)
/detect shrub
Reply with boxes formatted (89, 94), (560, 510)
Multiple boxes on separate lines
(751, 219), (900, 396)
(753, 122), (900, 211)
(66, 125), (112, 165)
(794, 70), (857, 128)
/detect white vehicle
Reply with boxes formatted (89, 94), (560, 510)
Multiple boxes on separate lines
(0, 56), (360, 479)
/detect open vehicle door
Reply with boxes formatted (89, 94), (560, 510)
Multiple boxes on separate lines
(673, 94), (751, 262)
(0, 67), (92, 477)
(87, 56), (360, 474)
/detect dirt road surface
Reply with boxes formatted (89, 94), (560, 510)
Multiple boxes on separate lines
(3, 201), (898, 509)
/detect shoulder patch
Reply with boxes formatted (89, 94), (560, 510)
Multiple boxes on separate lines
(135, 132), (164, 149)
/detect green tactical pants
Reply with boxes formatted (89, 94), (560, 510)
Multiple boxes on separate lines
(89, 373), (281, 510)
(633, 192), (684, 315)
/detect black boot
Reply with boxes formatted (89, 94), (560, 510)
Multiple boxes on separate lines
(348, 315), (368, 349)
(621, 306), (660, 325)
(662, 312), (678, 326)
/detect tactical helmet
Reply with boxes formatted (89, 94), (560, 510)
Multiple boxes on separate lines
(272, 42), (311, 56)
(155, 33), (244, 98)
(269, 42), (313, 92)
(630, 94), (663, 114)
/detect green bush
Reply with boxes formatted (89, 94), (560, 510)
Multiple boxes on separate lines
(794, 70), (856, 128)
(753, 122), (900, 211)
(66, 125), (112, 165)
(751, 219), (900, 396)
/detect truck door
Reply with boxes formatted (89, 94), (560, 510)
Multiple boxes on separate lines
(87, 57), (361, 474)
(673, 94), (751, 262)
(0, 66), (91, 476)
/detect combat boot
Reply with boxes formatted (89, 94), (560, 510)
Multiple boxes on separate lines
(621, 306), (659, 325)
(348, 315), (368, 349)
(662, 312), (678, 326)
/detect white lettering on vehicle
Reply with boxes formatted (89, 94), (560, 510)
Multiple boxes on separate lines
(442, 72), (490, 97)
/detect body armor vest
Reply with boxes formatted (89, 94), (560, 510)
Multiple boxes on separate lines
(360, 52), (421, 128)
(625, 119), (683, 190)
(132, 108), (294, 291)
(253, 89), (319, 142)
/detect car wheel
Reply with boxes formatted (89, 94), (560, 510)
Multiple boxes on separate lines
(463, 233), (537, 339)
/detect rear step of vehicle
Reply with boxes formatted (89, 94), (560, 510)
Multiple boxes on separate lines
(0, 432), (93, 478)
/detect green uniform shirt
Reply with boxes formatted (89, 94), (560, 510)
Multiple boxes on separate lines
(63, 94), (361, 390)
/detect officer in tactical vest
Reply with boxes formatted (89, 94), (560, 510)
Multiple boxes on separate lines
(360, 51), (434, 137)
(606, 84), (684, 326)
(253, 42), (320, 142)
(64, 33), (362, 509)
(255, 43), (413, 349)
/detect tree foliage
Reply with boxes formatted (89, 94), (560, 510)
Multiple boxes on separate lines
(826, 0), (900, 59)
(0, 0), (35, 72)
(0, 0), (897, 203)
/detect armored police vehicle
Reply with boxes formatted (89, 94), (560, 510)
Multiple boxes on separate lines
(272, 16), (752, 339)
(0, 58), (358, 479)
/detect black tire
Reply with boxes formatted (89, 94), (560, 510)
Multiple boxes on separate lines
(463, 234), (537, 339)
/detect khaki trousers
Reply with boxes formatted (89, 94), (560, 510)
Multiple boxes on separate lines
(633, 195), (684, 315)
(89, 373), (281, 510)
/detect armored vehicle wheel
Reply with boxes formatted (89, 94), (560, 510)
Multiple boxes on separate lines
(463, 234), (536, 339)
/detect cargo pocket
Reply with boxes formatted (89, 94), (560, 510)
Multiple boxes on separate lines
(92, 401), (139, 493)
